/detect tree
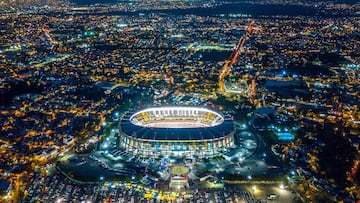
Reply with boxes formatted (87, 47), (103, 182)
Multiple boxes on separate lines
(317, 125), (356, 188)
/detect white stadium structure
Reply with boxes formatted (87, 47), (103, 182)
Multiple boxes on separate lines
(119, 107), (235, 158)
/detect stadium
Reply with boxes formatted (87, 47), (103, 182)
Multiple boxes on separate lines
(118, 107), (235, 158)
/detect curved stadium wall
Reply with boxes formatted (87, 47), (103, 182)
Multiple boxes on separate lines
(118, 107), (235, 158)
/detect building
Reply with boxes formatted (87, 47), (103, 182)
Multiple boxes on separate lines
(118, 107), (235, 158)
(0, 180), (11, 196)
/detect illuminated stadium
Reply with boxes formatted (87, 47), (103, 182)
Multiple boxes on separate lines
(119, 107), (235, 158)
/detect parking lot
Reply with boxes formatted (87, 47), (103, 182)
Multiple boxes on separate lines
(24, 172), (270, 203)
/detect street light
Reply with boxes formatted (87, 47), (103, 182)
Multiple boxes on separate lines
(280, 184), (284, 190)
(252, 185), (257, 192)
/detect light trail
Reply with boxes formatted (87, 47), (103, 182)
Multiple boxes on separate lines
(218, 20), (254, 92)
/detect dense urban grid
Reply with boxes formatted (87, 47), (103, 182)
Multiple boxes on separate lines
(0, 0), (359, 202)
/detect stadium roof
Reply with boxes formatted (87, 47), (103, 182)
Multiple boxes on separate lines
(120, 110), (234, 141)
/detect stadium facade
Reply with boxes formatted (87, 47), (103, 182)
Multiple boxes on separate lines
(118, 107), (235, 158)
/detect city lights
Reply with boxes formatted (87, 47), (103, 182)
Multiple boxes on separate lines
(0, 0), (358, 202)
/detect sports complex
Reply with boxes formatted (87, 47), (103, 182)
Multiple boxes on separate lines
(118, 106), (235, 158)
(58, 103), (283, 194)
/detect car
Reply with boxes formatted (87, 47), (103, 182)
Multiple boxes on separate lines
(267, 194), (277, 200)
